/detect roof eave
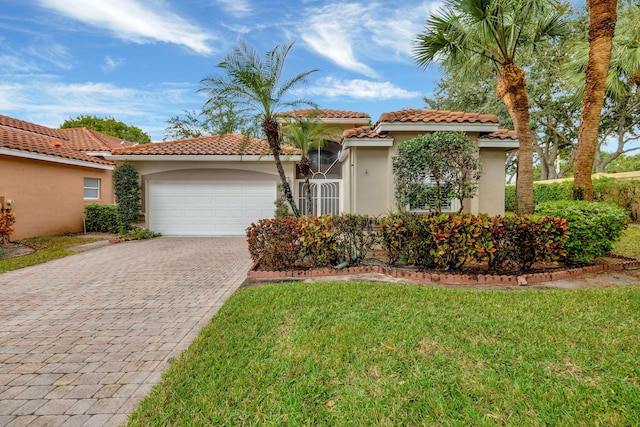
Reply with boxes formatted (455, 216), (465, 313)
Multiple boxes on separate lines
(0, 147), (115, 170)
(343, 138), (394, 148)
(375, 122), (499, 134)
(477, 139), (520, 149)
(104, 154), (303, 162)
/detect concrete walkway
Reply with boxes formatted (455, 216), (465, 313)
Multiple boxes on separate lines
(0, 237), (252, 427)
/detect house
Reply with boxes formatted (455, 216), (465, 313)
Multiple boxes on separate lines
(107, 109), (518, 237)
(0, 115), (134, 240)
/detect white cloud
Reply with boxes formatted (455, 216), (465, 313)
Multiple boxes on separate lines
(102, 56), (125, 73)
(0, 55), (40, 73)
(0, 75), (203, 140)
(300, 3), (378, 78)
(305, 77), (421, 100)
(216, 0), (252, 17)
(368, 2), (444, 58)
(298, 1), (443, 76)
(37, 0), (216, 54)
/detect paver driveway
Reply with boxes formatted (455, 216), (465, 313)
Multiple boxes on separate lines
(0, 237), (252, 427)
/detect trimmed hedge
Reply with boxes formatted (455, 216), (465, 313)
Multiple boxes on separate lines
(247, 213), (571, 273)
(536, 200), (628, 263)
(506, 177), (640, 221)
(84, 204), (119, 233)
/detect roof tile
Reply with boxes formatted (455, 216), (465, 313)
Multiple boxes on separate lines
(343, 126), (392, 139)
(481, 129), (518, 140)
(0, 114), (69, 139)
(0, 127), (114, 165)
(280, 109), (370, 119)
(60, 128), (135, 151)
(112, 134), (300, 156)
(377, 109), (499, 125)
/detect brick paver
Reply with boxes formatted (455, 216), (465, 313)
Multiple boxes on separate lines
(0, 237), (251, 426)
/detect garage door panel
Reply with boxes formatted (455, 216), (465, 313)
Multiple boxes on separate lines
(149, 180), (276, 236)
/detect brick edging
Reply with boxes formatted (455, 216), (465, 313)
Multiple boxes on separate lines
(247, 259), (640, 286)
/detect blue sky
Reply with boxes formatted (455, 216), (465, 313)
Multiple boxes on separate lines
(0, 0), (449, 141)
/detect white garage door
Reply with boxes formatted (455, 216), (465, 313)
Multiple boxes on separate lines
(148, 180), (276, 236)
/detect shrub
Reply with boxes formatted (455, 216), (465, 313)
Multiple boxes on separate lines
(299, 215), (338, 268)
(246, 217), (303, 270)
(379, 213), (414, 265)
(332, 214), (378, 267)
(113, 161), (141, 233)
(482, 215), (569, 272)
(536, 200), (629, 263)
(84, 204), (119, 233)
(507, 178), (640, 221)
(120, 227), (161, 240)
(0, 211), (16, 243)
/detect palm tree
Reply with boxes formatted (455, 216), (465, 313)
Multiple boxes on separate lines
(573, 0), (618, 201)
(414, 0), (566, 214)
(199, 42), (318, 217)
(281, 113), (340, 215)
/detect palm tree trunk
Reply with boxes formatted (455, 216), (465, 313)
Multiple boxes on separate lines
(573, 0), (617, 201)
(497, 63), (535, 214)
(263, 118), (301, 217)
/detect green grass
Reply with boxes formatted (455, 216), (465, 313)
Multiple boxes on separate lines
(128, 282), (640, 426)
(0, 236), (104, 273)
(613, 226), (640, 259)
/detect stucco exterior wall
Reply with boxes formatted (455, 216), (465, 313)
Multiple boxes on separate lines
(346, 132), (508, 216)
(0, 156), (114, 240)
(477, 148), (508, 215)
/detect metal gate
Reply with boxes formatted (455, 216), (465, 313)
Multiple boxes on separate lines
(297, 179), (342, 216)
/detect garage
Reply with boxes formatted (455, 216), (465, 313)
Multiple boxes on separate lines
(148, 180), (276, 236)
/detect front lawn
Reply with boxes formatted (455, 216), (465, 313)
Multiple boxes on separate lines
(0, 235), (105, 273)
(128, 282), (640, 426)
(613, 226), (640, 259)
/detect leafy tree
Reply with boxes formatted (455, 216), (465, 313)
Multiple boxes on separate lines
(164, 98), (262, 141)
(603, 152), (640, 173)
(60, 115), (151, 144)
(392, 132), (482, 213)
(414, 0), (566, 214)
(199, 42), (317, 217)
(572, 0), (618, 200)
(281, 112), (340, 215)
(113, 161), (141, 233)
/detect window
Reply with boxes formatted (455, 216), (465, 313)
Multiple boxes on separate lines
(84, 178), (100, 199)
(408, 173), (459, 213)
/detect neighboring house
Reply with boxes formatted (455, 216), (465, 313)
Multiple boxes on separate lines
(107, 109), (518, 237)
(0, 115), (134, 240)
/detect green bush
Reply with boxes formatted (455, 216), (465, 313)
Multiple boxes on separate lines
(120, 227), (161, 240)
(113, 161), (141, 233)
(84, 204), (119, 233)
(332, 214), (378, 267)
(507, 178), (639, 221)
(536, 200), (629, 263)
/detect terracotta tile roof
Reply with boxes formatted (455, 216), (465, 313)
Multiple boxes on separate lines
(377, 109), (499, 125)
(0, 114), (68, 139)
(480, 129), (518, 140)
(343, 126), (392, 139)
(0, 127), (114, 166)
(60, 128), (135, 151)
(280, 109), (370, 119)
(111, 134), (300, 156)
